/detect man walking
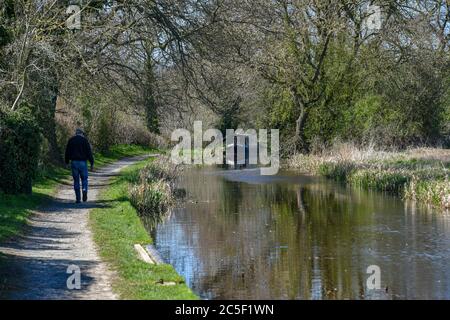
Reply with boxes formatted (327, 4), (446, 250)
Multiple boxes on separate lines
(65, 129), (94, 203)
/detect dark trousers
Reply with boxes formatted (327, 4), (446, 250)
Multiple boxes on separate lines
(71, 160), (88, 201)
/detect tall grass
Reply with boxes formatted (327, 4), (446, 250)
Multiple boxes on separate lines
(129, 157), (180, 223)
(286, 142), (450, 209)
(405, 175), (449, 208)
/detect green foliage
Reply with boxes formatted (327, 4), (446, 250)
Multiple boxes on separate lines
(266, 87), (296, 130)
(1, 0), (15, 20)
(0, 25), (11, 47)
(79, 95), (95, 137)
(129, 157), (179, 225)
(319, 160), (445, 203)
(146, 108), (160, 134)
(264, 20), (448, 150)
(144, 87), (160, 135)
(405, 177), (449, 208)
(318, 162), (356, 182)
(96, 111), (114, 153)
(215, 100), (242, 135)
(138, 159), (178, 183)
(143, 57), (160, 134)
(0, 106), (42, 194)
(342, 95), (403, 144)
(348, 169), (410, 192)
(441, 76), (450, 146)
(216, 111), (240, 134)
(0, 0), (15, 48)
(130, 181), (172, 218)
(346, 95), (383, 137)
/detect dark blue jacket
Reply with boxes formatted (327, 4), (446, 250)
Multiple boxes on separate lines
(65, 135), (94, 166)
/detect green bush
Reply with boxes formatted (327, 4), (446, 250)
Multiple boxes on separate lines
(130, 180), (172, 217)
(129, 157), (179, 222)
(348, 169), (410, 193)
(96, 112), (113, 153)
(318, 161), (355, 182)
(138, 158), (179, 183)
(0, 106), (42, 194)
(405, 177), (449, 208)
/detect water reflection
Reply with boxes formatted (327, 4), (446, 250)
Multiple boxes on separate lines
(150, 167), (450, 299)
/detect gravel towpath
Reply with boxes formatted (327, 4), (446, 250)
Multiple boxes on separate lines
(0, 155), (152, 300)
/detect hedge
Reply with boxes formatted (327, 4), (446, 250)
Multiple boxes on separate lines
(0, 106), (41, 194)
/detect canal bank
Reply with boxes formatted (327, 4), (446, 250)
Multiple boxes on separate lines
(89, 157), (197, 299)
(285, 145), (450, 209)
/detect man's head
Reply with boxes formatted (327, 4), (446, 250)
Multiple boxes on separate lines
(75, 128), (84, 136)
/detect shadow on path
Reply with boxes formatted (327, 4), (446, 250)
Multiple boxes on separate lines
(0, 154), (155, 300)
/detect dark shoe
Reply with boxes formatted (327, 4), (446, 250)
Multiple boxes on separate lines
(82, 191), (88, 202)
(76, 199), (81, 204)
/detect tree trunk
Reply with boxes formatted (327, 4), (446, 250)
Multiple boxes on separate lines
(143, 54), (160, 134)
(46, 88), (63, 165)
(291, 86), (309, 153)
(295, 108), (309, 153)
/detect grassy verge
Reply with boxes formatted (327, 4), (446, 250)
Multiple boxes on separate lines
(286, 144), (449, 209)
(0, 144), (152, 243)
(89, 158), (197, 299)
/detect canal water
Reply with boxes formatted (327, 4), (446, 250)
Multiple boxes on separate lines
(149, 167), (450, 299)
